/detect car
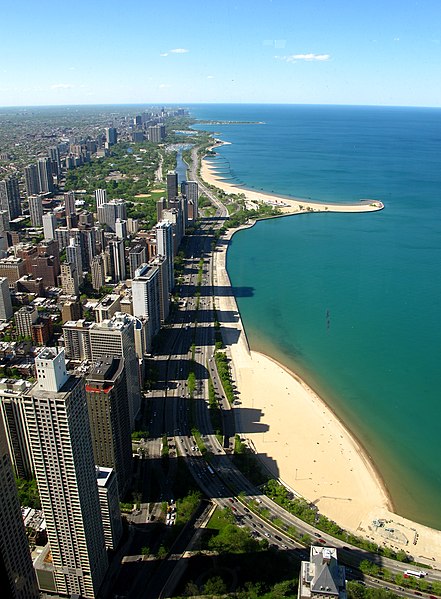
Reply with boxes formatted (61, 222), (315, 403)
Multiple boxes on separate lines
(258, 523), (264, 528)
(414, 593), (422, 597)
(244, 507), (250, 512)
(264, 532), (270, 538)
(228, 498), (234, 503)
(274, 535), (282, 541)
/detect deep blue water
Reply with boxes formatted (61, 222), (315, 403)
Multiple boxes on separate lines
(190, 104), (441, 529)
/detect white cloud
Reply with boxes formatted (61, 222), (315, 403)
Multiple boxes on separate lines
(50, 83), (75, 89)
(275, 53), (330, 63)
(159, 83), (171, 89)
(207, 75), (215, 79)
(160, 52), (169, 57)
(170, 48), (189, 54)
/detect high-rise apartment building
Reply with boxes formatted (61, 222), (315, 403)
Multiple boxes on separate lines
(166, 170), (178, 203)
(67, 237), (83, 282)
(105, 127), (117, 146)
(85, 356), (132, 496)
(298, 546), (346, 599)
(0, 277), (12, 321)
(0, 176), (21, 221)
(0, 418), (39, 599)
(148, 124), (166, 142)
(91, 253), (105, 290)
(60, 261), (79, 296)
(94, 189), (107, 210)
(42, 212), (57, 241)
(129, 243), (147, 279)
(156, 219), (174, 291)
(0, 378), (34, 478)
(132, 263), (160, 344)
(24, 348), (108, 598)
(89, 314), (141, 428)
(37, 157), (54, 194)
(181, 180), (199, 220)
(109, 239), (126, 283)
(149, 254), (170, 323)
(96, 467), (123, 551)
(28, 194), (43, 227)
(15, 305), (38, 338)
(115, 218), (127, 240)
(24, 164), (39, 196)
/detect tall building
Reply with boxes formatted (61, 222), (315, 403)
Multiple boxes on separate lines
(109, 239), (126, 283)
(166, 170), (178, 203)
(129, 243), (147, 279)
(37, 157), (54, 194)
(91, 253), (105, 291)
(64, 191), (76, 224)
(148, 124), (166, 142)
(298, 546), (347, 599)
(49, 145), (61, 174)
(15, 305), (38, 338)
(62, 319), (93, 361)
(0, 176), (21, 221)
(61, 300), (82, 324)
(0, 417), (39, 599)
(60, 261), (79, 296)
(98, 199), (127, 232)
(23, 348), (108, 598)
(89, 314), (141, 428)
(162, 206), (183, 255)
(105, 127), (117, 146)
(67, 237), (83, 282)
(132, 263), (160, 344)
(24, 164), (39, 196)
(96, 467), (123, 551)
(0, 277), (12, 321)
(28, 194), (43, 227)
(85, 356), (132, 496)
(181, 180), (199, 220)
(94, 294), (121, 323)
(150, 254), (170, 323)
(94, 189), (107, 210)
(115, 218), (127, 240)
(0, 379), (34, 478)
(42, 212), (57, 241)
(156, 219), (174, 291)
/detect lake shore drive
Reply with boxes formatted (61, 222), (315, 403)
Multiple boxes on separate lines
(206, 151), (441, 567)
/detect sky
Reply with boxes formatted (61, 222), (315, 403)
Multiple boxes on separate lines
(1, 0), (441, 107)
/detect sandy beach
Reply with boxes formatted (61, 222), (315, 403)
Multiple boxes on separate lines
(206, 152), (441, 566)
(201, 142), (384, 214)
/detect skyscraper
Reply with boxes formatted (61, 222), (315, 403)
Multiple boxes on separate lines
(0, 417), (39, 599)
(89, 314), (141, 428)
(156, 219), (174, 291)
(64, 191), (76, 226)
(67, 237), (83, 282)
(96, 467), (123, 551)
(132, 263), (161, 344)
(94, 188), (107, 210)
(129, 243), (147, 279)
(85, 356), (132, 496)
(28, 195), (43, 227)
(166, 170), (178, 203)
(105, 127), (117, 146)
(109, 239), (126, 283)
(37, 157), (54, 194)
(181, 180), (199, 221)
(91, 253), (105, 291)
(0, 277), (12, 321)
(24, 348), (108, 599)
(60, 261), (79, 296)
(0, 176), (21, 221)
(42, 212), (57, 241)
(149, 255), (170, 323)
(24, 164), (39, 196)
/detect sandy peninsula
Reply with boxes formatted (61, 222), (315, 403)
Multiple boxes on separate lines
(206, 150), (441, 567)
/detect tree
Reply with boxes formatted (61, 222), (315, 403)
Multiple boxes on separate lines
(204, 576), (227, 596)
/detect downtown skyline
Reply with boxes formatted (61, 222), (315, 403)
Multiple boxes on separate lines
(1, 0), (441, 108)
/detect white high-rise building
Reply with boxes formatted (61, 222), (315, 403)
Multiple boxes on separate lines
(0, 277), (12, 321)
(115, 218), (127, 240)
(132, 264), (160, 347)
(24, 348), (108, 599)
(109, 239), (126, 283)
(67, 237), (83, 282)
(43, 212), (57, 241)
(28, 194), (43, 227)
(156, 219), (174, 291)
(94, 189), (107, 210)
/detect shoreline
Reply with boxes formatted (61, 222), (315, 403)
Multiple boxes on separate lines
(205, 148), (441, 564)
(202, 140), (384, 214)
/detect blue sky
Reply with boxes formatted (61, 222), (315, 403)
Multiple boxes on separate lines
(1, 0), (441, 107)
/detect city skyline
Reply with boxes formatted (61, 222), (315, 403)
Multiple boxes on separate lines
(1, 0), (441, 108)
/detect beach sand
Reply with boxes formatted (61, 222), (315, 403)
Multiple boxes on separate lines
(206, 152), (441, 566)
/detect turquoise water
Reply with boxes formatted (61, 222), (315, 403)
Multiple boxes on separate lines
(191, 104), (441, 529)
